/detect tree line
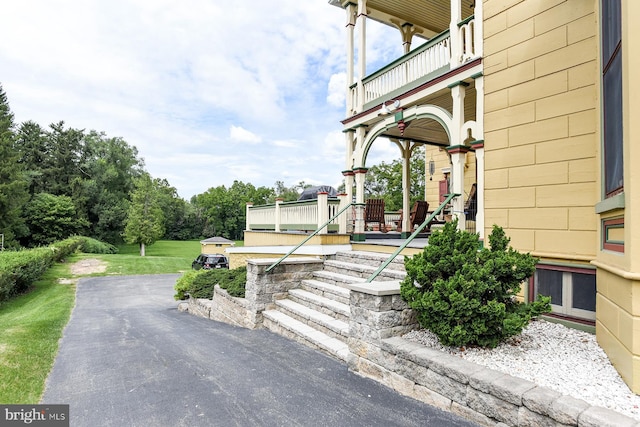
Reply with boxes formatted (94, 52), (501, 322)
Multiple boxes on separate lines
(0, 84), (311, 250)
(0, 83), (426, 250)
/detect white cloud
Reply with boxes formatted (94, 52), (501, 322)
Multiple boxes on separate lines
(0, 0), (375, 199)
(229, 126), (262, 144)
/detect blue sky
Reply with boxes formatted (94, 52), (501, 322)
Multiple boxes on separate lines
(1, 0), (403, 200)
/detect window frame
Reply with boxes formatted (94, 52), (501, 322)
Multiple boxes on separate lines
(531, 264), (596, 323)
(601, 0), (623, 199)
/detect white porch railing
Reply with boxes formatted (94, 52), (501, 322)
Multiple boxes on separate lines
(348, 16), (479, 114)
(246, 195), (402, 234)
(246, 194), (347, 234)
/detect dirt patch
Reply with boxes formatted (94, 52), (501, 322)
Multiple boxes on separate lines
(69, 258), (108, 275)
(58, 258), (108, 284)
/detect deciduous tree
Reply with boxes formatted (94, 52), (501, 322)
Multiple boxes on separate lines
(123, 174), (165, 256)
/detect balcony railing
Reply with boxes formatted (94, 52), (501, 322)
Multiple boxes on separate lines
(348, 16), (478, 114)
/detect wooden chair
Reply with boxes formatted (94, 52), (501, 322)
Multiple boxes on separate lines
(364, 199), (387, 232)
(410, 200), (429, 230)
(394, 201), (430, 232)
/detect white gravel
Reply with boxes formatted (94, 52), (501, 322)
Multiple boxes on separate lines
(403, 319), (640, 421)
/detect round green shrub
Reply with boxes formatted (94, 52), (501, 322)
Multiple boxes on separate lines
(173, 266), (247, 300)
(400, 220), (551, 348)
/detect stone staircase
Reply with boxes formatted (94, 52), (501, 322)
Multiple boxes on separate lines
(262, 250), (407, 361)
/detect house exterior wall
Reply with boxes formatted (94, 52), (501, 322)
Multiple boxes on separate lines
(483, 0), (640, 393)
(483, 0), (598, 258)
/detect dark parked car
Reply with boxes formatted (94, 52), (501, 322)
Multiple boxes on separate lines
(192, 254), (229, 270)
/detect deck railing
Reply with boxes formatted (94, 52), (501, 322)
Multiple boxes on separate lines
(246, 194), (348, 234)
(246, 196), (403, 234)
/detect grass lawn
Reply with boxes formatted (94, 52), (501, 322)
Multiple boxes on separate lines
(0, 239), (236, 403)
(0, 261), (76, 403)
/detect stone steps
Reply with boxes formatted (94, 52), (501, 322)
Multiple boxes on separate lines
(262, 249), (404, 361)
(262, 310), (350, 361)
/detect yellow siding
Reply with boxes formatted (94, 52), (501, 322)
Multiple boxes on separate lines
(483, 0), (598, 259)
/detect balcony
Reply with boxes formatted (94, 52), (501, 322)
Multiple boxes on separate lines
(347, 15), (479, 116)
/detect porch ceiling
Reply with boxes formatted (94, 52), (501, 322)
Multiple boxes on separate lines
(331, 0), (476, 39)
(378, 87), (477, 146)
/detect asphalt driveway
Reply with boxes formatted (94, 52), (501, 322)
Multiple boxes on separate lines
(42, 274), (478, 427)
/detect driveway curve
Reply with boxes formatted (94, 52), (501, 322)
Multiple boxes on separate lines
(42, 274), (478, 427)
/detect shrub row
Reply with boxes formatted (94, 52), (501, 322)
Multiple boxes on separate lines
(174, 266), (247, 300)
(0, 236), (113, 302)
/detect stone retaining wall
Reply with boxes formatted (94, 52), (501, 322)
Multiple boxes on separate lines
(345, 280), (639, 427)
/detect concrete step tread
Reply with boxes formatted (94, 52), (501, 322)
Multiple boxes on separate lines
(325, 259), (406, 279)
(275, 299), (349, 335)
(263, 310), (349, 360)
(336, 250), (406, 264)
(301, 279), (351, 298)
(288, 288), (350, 316)
(313, 270), (366, 284)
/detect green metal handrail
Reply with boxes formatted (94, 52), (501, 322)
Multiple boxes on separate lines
(365, 193), (460, 283)
(265, 202), (354, 273)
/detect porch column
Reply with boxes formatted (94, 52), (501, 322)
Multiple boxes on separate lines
(472, 72), (485, 242)
(317, 192), (329, 234)
(353, 167), (368, 241)
(448, 147), (469, 229)
(449, 80), (469, 230)
(471, 140), (485, 241)
(345, 3), (356, 115)
(338, 193), (349, 234)
(274, 198), (283, 232)
(474, 0), (484, 58)
(356, 0), (367, 111)
(392, 138), (413, 237)
(449, 0), (462, 67)
(342, 171), (355, 234)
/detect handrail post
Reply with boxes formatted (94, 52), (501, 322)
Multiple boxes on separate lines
(365, 193), (460, 283)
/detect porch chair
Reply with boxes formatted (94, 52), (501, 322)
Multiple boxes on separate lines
(410, 200), (429, 230)
(394, 200), (430, 232)
(364, 198), (387, 232)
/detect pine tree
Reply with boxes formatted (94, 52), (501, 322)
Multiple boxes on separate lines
(0, 84), (28, 248)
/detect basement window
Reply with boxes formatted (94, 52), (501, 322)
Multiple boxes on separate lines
(533, 265), (596, 322)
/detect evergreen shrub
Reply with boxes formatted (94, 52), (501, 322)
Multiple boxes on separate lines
(77, 237), (118, 254)
(174, 266), (247, 300)
(400, 220), (551, 348)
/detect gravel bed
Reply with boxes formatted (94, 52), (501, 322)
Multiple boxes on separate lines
(403, 319), (640, 421)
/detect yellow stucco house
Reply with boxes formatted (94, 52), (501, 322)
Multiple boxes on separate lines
(325, 0), (640, 393)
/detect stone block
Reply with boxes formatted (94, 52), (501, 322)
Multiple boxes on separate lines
(468, 367), (508, 394)
(393, 355), (430, 386)
(578, 406), (638, 427)
(466, 387), (520, 425)
(548, 394), (590, 425)
(487, 374), (536, 406)
(406, 345), (445, 370)
(449, 401), (494, 427)
(424, 369), (467, 405)
(426, 353), (483, 385)
(411, 384), (451, 412)
(518, 406), (558, 427)
(522, 386), (561, 416)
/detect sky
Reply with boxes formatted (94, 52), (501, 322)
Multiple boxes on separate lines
(0, 0), (405, 200)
